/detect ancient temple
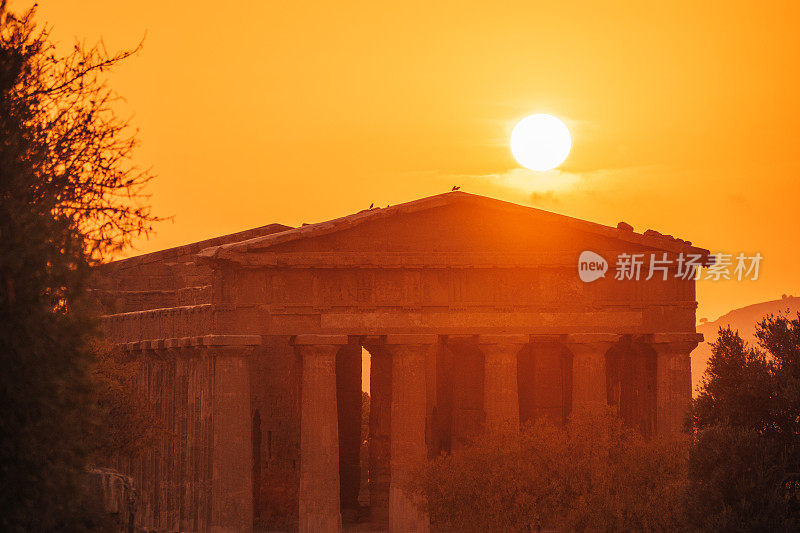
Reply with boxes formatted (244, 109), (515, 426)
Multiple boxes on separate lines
(91, 191), (708, 531)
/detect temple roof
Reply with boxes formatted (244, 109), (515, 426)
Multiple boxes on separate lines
(100, 222), (293, 269)
(197, 191), (710, 262)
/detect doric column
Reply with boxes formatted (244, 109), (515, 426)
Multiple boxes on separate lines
(165, 340), (190, 531)
(336, 342), (363, 515)
(206, 338), (259, 533)
(364, 343), (392, 525)
(479, 335), (527, 433)
(564, 334), (620, 414)
(295, 335), (348, 533)
(651, 333), (702, 437)
(386, 334), (435, 533)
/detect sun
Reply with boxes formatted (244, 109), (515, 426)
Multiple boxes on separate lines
(510, 114), (571, 171)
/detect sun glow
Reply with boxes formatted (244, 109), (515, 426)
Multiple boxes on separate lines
(510, 114), (571, 171)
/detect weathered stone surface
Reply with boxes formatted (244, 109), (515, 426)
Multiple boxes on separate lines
(336, 343), (362, 512)
(479, 340), (524, 432)
(366, 345), (392, 525)
(209, 347), (254, 532)
(519, 342), (572, 426)
(652, 338), (700, 436)
(443, 341), (485, 452)
(387, 343), (431, 533)
(297, 344), (342, 533)
(565, 337), (620, 413)
(606, 340), (658, 437)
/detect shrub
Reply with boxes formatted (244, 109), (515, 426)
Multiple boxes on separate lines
(413, 410), (689, 531)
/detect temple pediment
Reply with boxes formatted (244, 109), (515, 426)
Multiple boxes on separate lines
(197, 191), (710, 267)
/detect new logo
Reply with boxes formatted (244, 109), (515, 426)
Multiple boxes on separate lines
(578, 251), (608, 282)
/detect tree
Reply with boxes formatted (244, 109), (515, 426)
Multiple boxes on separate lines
(0, 3), (157, 529)
(413, 411), (690, 531)
(755, 312), (800, 447)
(688, 327), (775, 434)
(687, 313), (800, 531)
(686, 424), (788, 531)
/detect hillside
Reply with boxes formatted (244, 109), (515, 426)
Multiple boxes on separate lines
(691, 295), (800, 395)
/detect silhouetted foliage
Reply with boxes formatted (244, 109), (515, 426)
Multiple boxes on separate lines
(0, 3), (157, 529)
(413, 410), (689, 531)
(687, 313), (800, 531)
(87, 341), (160, 465)
(687, 424), (789, 531)
(689, 327), (774, 434)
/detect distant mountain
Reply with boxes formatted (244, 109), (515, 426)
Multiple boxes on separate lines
(691, 295), (800, 395)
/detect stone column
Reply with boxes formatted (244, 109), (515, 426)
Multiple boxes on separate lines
(336, 342), (363, 516)
(651, 333), (701, 437)
(386, 334), (435, 533)
(365, 343), (392, 525)
(208, 342), (257, 533)
(296, 335), (348, 533)
(479, 335), (527, 433)
(564, 334), (620, 414)
(165, 340), (190, 532)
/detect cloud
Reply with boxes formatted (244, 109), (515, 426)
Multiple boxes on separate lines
(486, 168), (581, 193)
(448, 167), (590, 200)
(529, 190), (560, 205)
(418, 162), (660, 212)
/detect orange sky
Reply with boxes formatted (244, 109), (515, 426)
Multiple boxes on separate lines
(33, 1), (800, 321)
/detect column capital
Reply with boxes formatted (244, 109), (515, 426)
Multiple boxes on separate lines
(530, 334), (565, 343)
(564, 333), (621, 345)
(478, 334), (529, 346)
(293, 334), (349, 346)
(295, 345), (341, 360)
(385, 333), (438, 346)
(648, 333), (703, 354)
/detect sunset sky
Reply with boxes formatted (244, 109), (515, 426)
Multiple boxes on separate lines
(34, 1), (800, 320)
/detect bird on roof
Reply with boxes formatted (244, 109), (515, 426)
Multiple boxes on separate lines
(452, 185), (460, 191)
(369, 203), (374, 209)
